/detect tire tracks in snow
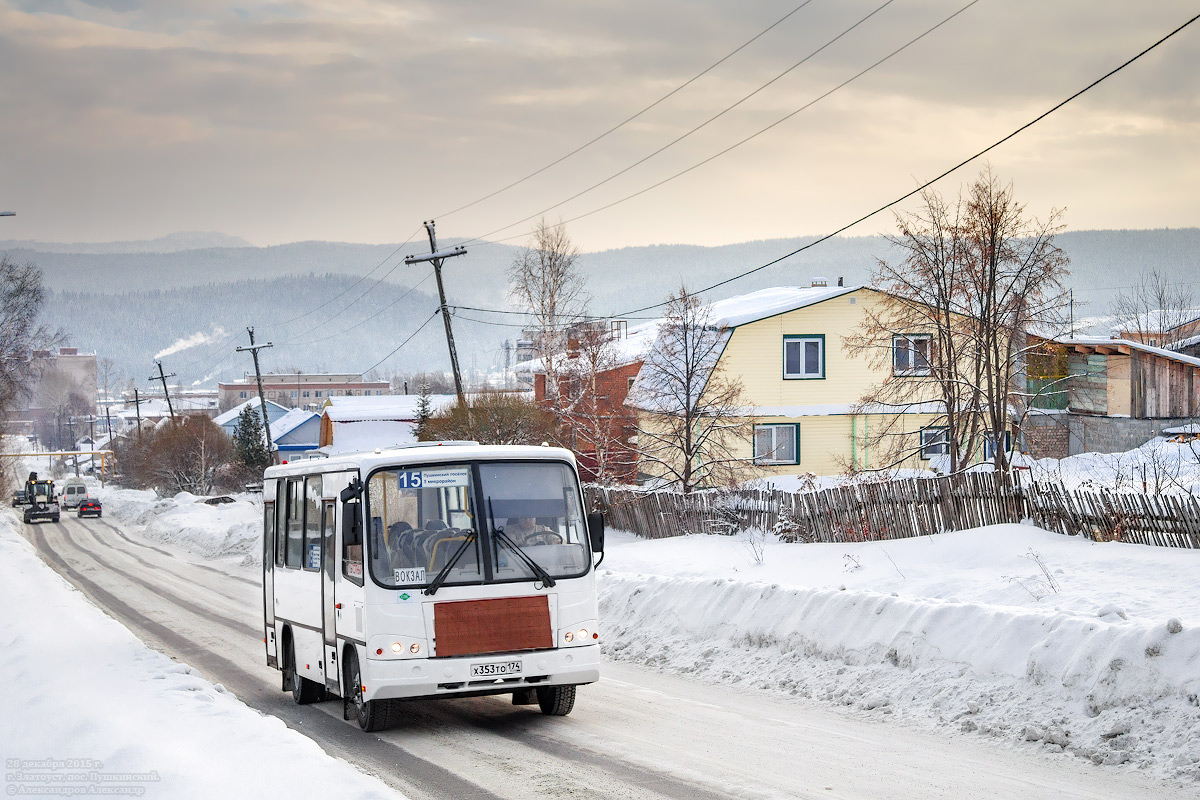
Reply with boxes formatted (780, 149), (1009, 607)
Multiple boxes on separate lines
(26, 520), (503, 800)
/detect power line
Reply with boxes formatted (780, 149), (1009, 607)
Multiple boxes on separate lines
(278, 272), (436, 347)
(434, 1), (817, 221)
(458, 8), (1200, 321)
(268, 227), (423, 329)
(358, 308), (442, 377)
(469, 0), (983, 248)
(460, 0), (907, 246)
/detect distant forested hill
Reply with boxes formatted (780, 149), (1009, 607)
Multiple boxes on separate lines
(23, 228), (1200, 387)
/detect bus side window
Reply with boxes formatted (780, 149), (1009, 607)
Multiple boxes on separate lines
(274, 490), (286, 567)
(286, 478), (304, 567)
(302, 476), (322, 571)
(342, 499), (364, 586)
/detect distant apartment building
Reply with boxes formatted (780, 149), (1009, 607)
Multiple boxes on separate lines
(218, 373), (390, 412)
(7, 347), (99, 440)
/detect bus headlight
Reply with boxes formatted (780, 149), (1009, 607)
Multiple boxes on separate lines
(564, 631), (574, 642)
(409, 643), (420, 654)
(391, 642), (403, 654)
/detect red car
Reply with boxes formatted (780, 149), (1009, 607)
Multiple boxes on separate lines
(77, 498), (102, 518)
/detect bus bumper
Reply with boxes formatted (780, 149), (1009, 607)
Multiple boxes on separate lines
(362, 644), (601, 702)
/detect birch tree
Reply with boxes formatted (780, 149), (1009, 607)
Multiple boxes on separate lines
(508, 218), (587, 413)
(630, 285), (753, 493)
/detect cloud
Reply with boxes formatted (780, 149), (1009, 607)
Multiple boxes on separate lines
(154, 327), (225, 360)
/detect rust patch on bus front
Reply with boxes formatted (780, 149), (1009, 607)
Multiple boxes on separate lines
(433, 596), (552, 657)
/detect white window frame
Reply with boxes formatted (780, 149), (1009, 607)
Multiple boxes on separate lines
(983, 431), (1012, 461)
(783, 336), (824, 380)
(893, 334), (932, 376)
(919, 426), (949, 460)
(753, 424), (799, 465)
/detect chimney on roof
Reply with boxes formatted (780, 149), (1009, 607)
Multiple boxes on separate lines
(811, 277), (828, 288)
(837, 277), (843, 287)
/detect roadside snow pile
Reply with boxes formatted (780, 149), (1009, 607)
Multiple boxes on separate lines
(1021, 436), (1200, 494)
(0, 516), (403, 800)
(96, 485), (262, 563)
(599, 525), (1200, 782)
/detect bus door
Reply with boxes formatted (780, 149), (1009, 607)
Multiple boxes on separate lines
(320, 498), (339, 693)
(263, 481), (278, 668)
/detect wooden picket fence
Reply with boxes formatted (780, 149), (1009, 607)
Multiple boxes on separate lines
(583, 473), (1200, 549)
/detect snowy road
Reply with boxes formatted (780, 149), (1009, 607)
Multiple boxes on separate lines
(19, 512), (1193, 800)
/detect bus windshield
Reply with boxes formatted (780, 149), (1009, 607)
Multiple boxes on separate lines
(366, 461), (590, 589)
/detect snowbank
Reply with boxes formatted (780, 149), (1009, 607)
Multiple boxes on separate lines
(599, 525), (1200, 782)
(1022, 436), (1200, 494)
(96, 484), (263, 564)
(0, 515), (404, 800)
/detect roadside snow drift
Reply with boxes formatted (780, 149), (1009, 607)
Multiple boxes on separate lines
(600, 525), (1200, 782)
(0, 515), (403, 800)
(97, 486), (262, 563)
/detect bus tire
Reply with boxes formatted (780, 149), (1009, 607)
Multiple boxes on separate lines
(345, 649), (399, 732)
(536, 685), (576, 716)
(289, 641), (323, 705)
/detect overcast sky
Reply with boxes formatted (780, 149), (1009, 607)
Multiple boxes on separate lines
(1, 0), (1197, 251)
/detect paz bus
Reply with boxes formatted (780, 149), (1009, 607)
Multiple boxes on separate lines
(262, 443), (605, 731)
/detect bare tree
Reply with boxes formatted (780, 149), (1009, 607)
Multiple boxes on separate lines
(629, 285), (754, 493)
(557, 321), (637, 484)
(508, 218), (588, 413)
(423, 389), (557, 446)
(0, 257), (59, 421)
(847, 168), (1069, 477)
(1110, 270), (1197, 348)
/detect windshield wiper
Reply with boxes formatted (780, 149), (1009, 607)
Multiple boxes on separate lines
(423, 532), (477, 597)
(488, 498), (556, 589)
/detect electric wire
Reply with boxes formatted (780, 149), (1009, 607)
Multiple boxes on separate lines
(463, 7), (1200, 321)
(459, 0), (905, 246)
(358, 309), (443, 377)
(434, 1), (817, 221)
(279, 272), (436, 347)
(466, 0), (982, 248)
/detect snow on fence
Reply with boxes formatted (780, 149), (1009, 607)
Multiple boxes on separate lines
(583, 474), (1200, 549)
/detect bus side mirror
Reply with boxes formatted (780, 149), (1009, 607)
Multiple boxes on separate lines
(342, 500), (362, 548)
(587, 512), (605, 553)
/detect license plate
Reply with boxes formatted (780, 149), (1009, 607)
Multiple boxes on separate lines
(471, 660), (522, 678)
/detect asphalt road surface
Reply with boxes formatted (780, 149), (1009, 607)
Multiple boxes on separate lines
(16, 512), (1193, 800)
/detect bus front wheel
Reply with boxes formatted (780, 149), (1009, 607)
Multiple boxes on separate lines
(536, 685), (576, 716)
(344, 649), (399, 732)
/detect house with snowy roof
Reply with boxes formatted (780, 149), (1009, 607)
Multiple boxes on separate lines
(318, 394), (458, 454)
(1022, 336), (1200, 457)
(623, 282), (975, 481)
(213, 397), (290, 438)
(269, 408), (321, 459)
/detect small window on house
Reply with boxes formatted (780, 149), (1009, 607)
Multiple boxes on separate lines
(610, 319), (628, 340)
(315, 390), (322, 398)
(983, 431), (1012, 461)
(919, 426), (949, 460)
(302, 390), (310, 398)
(783, 336), (824, 379)
(240, 391), (248, 399)
(893, 335), (932, 376)
(627, 376), (636, 392)
(754, 424), (798, 465)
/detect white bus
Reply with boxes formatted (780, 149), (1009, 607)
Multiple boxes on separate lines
(261, 443), (605, 731)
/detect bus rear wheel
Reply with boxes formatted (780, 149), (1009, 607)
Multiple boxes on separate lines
(536, 685), (576, 716)
(345, 649), (400, 732)
(288, 640), (323, 705)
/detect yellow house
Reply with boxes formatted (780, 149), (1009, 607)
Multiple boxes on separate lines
(629, 283), (957, 481)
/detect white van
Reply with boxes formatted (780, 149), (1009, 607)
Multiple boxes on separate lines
(60, 478), (88, 509)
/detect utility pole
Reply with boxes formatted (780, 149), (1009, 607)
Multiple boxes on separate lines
(405, 220), (470, 414)
(236, 327), (275, 458)
(150, 361), (176, 421)
(134, 389), (144, 434)
(1069, 289), (1075, 338)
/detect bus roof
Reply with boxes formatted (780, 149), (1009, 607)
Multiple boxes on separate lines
(262, 442), (578, 480)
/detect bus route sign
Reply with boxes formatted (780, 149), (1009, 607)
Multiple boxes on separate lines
(397, 468), (470, 489)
